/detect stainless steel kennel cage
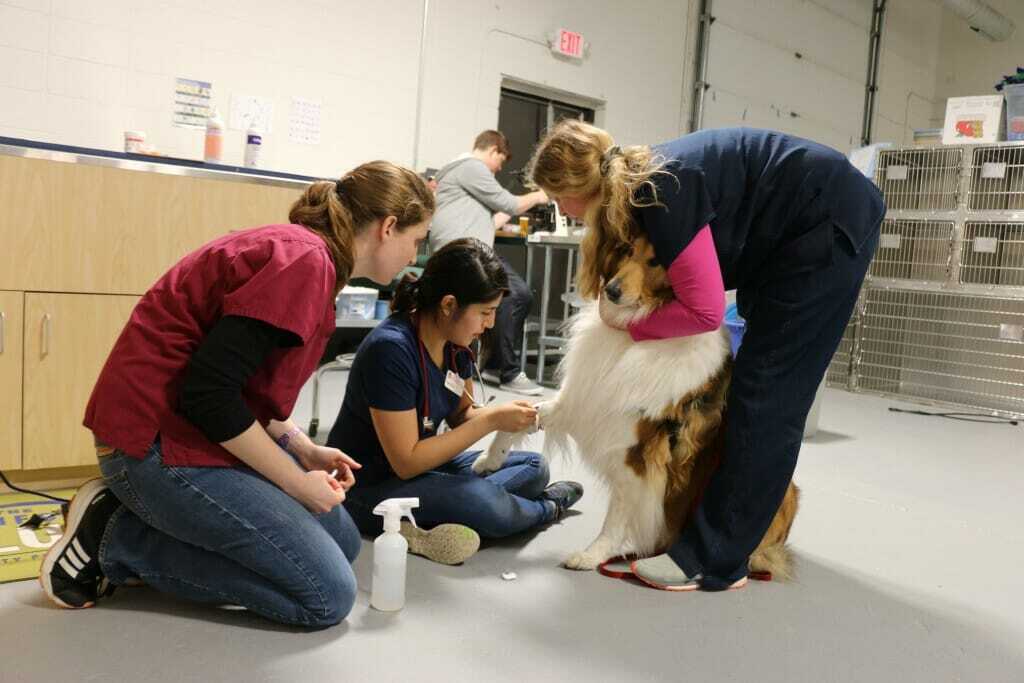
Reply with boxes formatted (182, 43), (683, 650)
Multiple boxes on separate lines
(827, 142), (1024, 418)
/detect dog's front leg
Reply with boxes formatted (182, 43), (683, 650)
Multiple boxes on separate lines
(476, 397), (554, 475)
(472, 431), (517, 474)
(534, 394), (562, 432)
(563, 489), (632, 571)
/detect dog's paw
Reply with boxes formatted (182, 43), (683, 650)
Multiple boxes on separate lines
(534, 400), (556, 430)
(562, 550), (602, 571)
(471, 452), (500, 476)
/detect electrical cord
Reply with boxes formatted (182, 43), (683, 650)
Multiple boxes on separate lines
(0, 468), (71, 504)
(888, 407), (1019, 426)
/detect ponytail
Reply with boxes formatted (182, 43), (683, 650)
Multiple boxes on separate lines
(390, 273), (422, 314)
(289, 180), (357, 288)
(288, 160), (435, 295)
(528, 120), (665, 298)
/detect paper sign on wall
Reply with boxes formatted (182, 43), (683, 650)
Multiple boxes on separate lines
(288, 96), (321, 145)
(229, 94), (274, 133)
(173, 77), (213, 129)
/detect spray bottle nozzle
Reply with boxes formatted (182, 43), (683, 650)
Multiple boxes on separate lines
(372, 497), (420, 533)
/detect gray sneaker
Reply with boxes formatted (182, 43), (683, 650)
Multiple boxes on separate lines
(499, 372), (544, 396)
(400, 521), (480, 565)
(481, 370), (502, 386)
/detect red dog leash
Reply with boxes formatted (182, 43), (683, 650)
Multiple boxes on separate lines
(597, 557), (772, 582)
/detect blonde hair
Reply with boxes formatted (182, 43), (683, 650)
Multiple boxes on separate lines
(289, 160), (434, 293)
(528, 120), (665, 298)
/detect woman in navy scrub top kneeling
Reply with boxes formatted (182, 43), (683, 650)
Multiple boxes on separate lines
(327, 238), (583, 564)
(530, 121), (885, 592)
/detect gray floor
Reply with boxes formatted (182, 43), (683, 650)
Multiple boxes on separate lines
(2, 371), (1022, 682)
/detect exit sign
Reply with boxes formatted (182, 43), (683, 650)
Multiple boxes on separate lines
(552, 29), (584, 59)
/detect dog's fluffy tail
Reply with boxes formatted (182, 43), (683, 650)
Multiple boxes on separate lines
(749, 543), (795, 581)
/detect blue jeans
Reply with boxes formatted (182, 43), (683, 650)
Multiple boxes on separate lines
(97, 440), (360, 628)
(670, 218), (881, 590)
(484, 256), (533, 382)
(345, 450), (553, 538)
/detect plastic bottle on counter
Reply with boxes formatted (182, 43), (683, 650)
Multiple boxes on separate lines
(243, 126), (262, 169)
(203, 109), (224, 164)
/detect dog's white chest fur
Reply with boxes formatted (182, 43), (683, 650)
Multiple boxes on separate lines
(477, 303), (731, 568)
(535, 303), (731, 568)
(548, 303), (730, 460)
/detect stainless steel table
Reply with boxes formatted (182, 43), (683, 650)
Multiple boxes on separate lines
(308, 317), (381, 437)
(523, 232), (583, 384)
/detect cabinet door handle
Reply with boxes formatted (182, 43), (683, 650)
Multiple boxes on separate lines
(0, 311), (5, 354)
(41, 313), (52, 356)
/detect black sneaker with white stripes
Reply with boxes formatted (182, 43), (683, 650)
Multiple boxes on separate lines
(40, 478), (120, 609)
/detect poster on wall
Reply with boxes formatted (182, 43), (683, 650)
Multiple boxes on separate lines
(173, 77), (213, 129)
(229, 94), (274, 133)
(288, 96), (322, 145)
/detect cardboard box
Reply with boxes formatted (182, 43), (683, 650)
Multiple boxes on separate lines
(942, 95), (1005, 145)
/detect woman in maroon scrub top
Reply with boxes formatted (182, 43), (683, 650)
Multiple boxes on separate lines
(41, 161), (433, 628)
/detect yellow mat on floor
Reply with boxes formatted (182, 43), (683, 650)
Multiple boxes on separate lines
(0, 488), (77, 583)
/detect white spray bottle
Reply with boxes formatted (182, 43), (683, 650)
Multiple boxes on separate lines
(371, 497), (420, 611)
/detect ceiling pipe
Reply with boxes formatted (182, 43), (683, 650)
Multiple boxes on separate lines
(941, 0), (1015, 41)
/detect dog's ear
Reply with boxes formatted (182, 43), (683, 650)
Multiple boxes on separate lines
(600, 239), (633, 282)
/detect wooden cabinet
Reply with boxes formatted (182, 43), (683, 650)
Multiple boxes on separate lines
(0, 150), (304, 480)
(21, 294), (139, 470)
(0, 155), (302, 295)
(0, 291), (23, 470)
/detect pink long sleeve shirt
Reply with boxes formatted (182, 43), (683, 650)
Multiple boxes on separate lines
(628, 225), (725, 342)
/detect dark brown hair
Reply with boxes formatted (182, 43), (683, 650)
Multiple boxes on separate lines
(473, 130), (511, 159)
(392, 238), (508, 316)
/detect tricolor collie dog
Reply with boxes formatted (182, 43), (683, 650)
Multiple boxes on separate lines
(476, 237), (799, 578)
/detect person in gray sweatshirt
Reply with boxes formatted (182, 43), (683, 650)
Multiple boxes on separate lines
(429, 130), (549, 395)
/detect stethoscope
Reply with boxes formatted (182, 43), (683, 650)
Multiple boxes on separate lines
(412, 315), (490, 433)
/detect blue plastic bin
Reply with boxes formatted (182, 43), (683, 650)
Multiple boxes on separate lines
(723, 301), (824, 438)
(1005, 83), (1024, 142)
(724, 303), (745, 358)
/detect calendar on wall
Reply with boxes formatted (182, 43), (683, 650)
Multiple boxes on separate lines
(288, 96), (322, 146)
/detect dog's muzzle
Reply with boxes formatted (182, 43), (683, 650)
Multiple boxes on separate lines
(604, 279), (622, 304)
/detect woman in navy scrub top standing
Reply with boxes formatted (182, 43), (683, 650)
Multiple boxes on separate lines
(530, 121), (884, 591)
(328, 238), (584, 565)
